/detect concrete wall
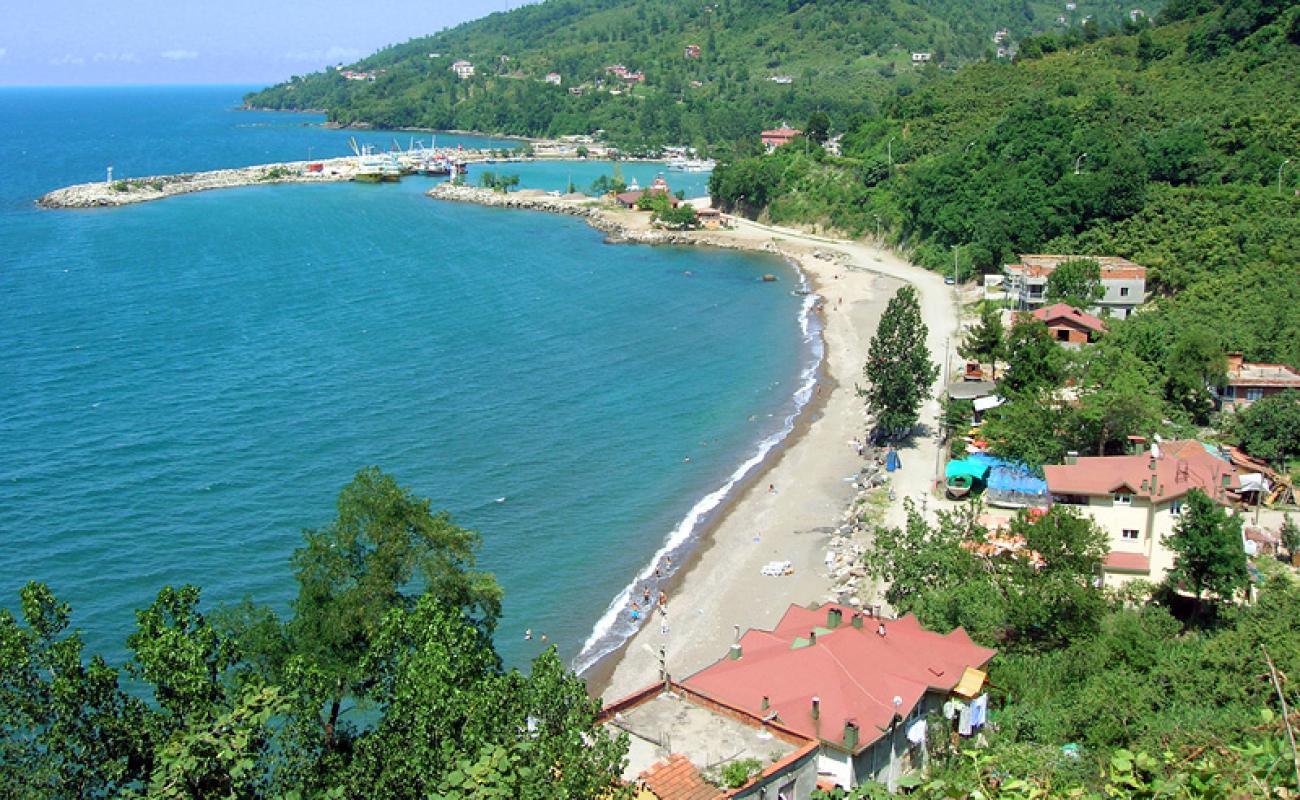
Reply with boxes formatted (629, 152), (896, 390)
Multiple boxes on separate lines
(734, 744), (820, 800)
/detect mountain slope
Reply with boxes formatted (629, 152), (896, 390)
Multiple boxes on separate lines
(245, 0), (1161, 146)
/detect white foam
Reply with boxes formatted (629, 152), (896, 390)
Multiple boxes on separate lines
(572, 263), (824, 676)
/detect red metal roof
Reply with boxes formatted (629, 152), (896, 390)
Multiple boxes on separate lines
(1030, 303), (1107, 334)
(639, 754), (723, 800)
(1104, 551), (1150, 572)
(1044, 440), (1239, 503)
(681, 605), (995, 754)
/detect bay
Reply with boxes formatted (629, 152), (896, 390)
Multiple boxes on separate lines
(0, 85), (808, 671)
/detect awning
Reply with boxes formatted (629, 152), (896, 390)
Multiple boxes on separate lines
(973, 395), (1005, 412)
(946, 459), (991, 481)
(951, 666), (987, 700)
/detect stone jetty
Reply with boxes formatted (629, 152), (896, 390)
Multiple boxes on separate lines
(37, 158), (357, 209)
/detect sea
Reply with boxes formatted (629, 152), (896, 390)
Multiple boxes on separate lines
(0, 85), (817, 675)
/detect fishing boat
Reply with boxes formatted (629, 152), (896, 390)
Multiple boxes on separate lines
(350, 138), (385, 183)
(944, 458), (991, 500)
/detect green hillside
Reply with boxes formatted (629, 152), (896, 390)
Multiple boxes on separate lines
(709, 0), (1300, 364)
(245, 0), (1160, 146)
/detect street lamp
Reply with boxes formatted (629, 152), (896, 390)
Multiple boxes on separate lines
(1073, 152), (1088, 175)
(952, 244), (960, 286)
(887, 136), (896, 173)
(874, 214), (882, 241)
(1280, 158), (1292, 196)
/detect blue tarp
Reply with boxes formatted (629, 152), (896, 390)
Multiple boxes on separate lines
(967, 453), (1049, 507)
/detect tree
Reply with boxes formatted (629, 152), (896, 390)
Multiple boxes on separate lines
(1163, 328), (1226, 423)
(804, 110), (830, 145)
(1071, 346), (1163, 455)
(1233, 389), (1300, 463)
(0, 582), (152, 798)
(958, 304), (1005, 379)
(980, 389), (1070, 466)
(284, 467), (502, 756)
(1163, 489), (1248, 605)
(1000, 317), (1064, 396)
(1045, 258), (1104, 309)
(860, 286), (938, 438)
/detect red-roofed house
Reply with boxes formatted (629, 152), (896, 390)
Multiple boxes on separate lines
(761, 128), (802, 153)
(1029, 303), (1107, 346)
(615, 175), (678, 209)
(1218, 353), (1300, 410)
(1045, 440), (1241, 587)
(680, 604), (995, 791)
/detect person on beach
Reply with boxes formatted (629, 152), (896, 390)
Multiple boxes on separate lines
(657, 591), (668, 616)
(525, 628), (533, 641)
(642, 585), (652, 605)
(630, 602), (641, 622)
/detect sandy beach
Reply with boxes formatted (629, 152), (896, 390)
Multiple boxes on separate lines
(591, 212), (960, 702)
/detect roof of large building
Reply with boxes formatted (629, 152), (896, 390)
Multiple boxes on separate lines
(1030, 303), (1107, 334)
(1008, 254), (1146, 280)
(1225, 354), (1300, 388)
(681, 604), (994, 754)
(1044, 440), (1239, 503)
(760, 127), (802, 138)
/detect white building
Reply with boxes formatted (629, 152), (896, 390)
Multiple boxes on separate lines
(450, 60), (475, 79)
(911, 52), (933, 62)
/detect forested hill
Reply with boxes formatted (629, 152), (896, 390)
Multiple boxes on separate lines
(244, 0), (1159, 146)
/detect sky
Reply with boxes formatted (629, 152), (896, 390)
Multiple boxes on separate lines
(0, 0), (533, 86)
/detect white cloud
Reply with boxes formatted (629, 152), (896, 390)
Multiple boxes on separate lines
(94, 52), (141, 64)
(160, 49), (199, 61)
(50, 54), (86, 66)
(284, 45), (362, 63)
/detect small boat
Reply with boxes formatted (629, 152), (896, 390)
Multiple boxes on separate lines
(683, 158), (716, 173)
(945, 474), (975, 498)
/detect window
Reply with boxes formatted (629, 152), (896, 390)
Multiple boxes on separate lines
(1120, 287), (1130, 297)
(1170, 500), (1183, 516)
(1121, 529), (1140, 540)
(777, 780), (796, 800)
(1112, 493), (1132, 505)
(1246, 388), (1264, 401)
(1057, 328), (1071, 342)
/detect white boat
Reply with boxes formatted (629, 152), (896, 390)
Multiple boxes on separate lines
(683, 158), (716, 173)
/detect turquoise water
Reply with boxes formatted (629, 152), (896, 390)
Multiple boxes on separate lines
(0, 86), (810, 672)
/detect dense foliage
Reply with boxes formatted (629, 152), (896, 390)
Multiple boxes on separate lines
(244, 0), (1159, 149)
(0, 469), (627, 799)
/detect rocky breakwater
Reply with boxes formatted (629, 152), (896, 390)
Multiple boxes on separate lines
(37, 158), (355, 209)
(425, 184), (771, 254)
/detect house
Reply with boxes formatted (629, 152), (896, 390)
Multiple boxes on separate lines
(1218, 353), (1300, 410)
(544, 72), (562, 85)
(993, 28), (1010, 43)
(1045, 440), (1241, 588)
(568, 86), (584, 96)
(1066, 2), (1077, 10)
(696, 207), (723, 229)
(600, 682), (821, 799)
(761, 127), (801, 152)
(685, 44), (702, 59)
(1029, 303), (1107, 346)
(911, 52), (932, 62)
(1130, 8), (1146, 21)
(769, 74), (794, 84)
(680, 604), (996, 791)
(1003, 254), (1146, 318)
(450, 60), (475, 79)
(615, 175), (678, 209)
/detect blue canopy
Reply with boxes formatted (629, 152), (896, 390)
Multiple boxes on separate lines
(967, 453), (1048, 507)
(945, 459), (991, 481)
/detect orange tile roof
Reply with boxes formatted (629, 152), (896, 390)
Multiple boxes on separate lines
(682, 605), (995, 754)
(1030, 303), (1107, 333)
(1044, 440), (1239, 503)
(639, 754), (723, 800)
(1105, 551), (1150, 572)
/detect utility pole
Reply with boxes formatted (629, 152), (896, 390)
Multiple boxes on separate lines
(1280, 159), (1292, 196)
(887, 136), (896, 174)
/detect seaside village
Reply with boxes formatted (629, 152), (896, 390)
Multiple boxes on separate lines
(587, 251), (1300, 798)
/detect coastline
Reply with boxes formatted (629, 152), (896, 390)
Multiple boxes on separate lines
(425, 185), (959, 700)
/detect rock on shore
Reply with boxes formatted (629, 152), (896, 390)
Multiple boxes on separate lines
(37, 158), (355, 209)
